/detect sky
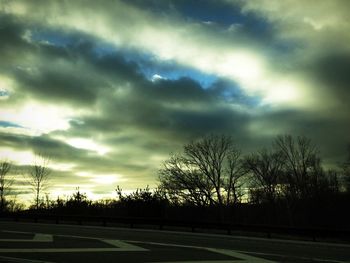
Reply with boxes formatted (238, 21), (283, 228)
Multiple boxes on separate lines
(1, 0), (350, 203)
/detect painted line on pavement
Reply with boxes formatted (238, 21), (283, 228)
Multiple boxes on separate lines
(207, 248), (275, 263)
(0, 230), (347, 262)
(0, 248), (147, 253)
(0, 231), (148, 253)
(3, 221), (350, 249)
(0, 255), (53, 263)
(128, 240), (348, 263)
(0, 233), (53, 242)
(101, 239), (148, 251)
(151, 261), (244, 263)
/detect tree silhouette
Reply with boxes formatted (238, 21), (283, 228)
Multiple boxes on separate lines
(343, 144), (350, 193)
(274, 135), (320, 201)
(159, 134), (247, 207)
(27, 155), (51, 210)
(243, 149), (284, 204)
(0, 161), (12, 212)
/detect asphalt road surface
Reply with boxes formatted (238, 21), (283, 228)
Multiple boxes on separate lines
(0, 221), (349, 263)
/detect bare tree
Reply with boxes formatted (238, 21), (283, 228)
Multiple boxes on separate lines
(274, 135), (320, 200)
(27, 155), (51, 209)
(342, 144), (350, 193)
(243, 149), (284, 204)
(225, 149), (247, 205)
(159, 154), (213, 206)
(159, 135), (247, 207)
(0, 161), (12, 212)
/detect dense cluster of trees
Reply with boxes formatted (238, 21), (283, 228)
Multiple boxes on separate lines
(159, 135), (344, 205)
(1, 134), (350, 228)
(157, 134), (349, 227)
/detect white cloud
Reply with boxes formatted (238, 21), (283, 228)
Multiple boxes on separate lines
(151, 74), (165, 82)
(65, 137), (110, 155)
(1, 101), (72, 135)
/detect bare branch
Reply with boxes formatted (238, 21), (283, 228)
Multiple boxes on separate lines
(27, 154), (51, 209)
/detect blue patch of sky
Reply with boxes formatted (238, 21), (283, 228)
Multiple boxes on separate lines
(122, 0), (273, 39)
(92, 42), (118, 57)
(122, 0), (250, 27)
(87, 39), (220, 89)
(30, 28), (100, 50)
(210, 80), (261, 107)
(172, 1), (272, 38)
(31, 30), (73, 47)
(0, 90), (9, 97)
(177, 1), (247, 26)
(138, 59), (218, 89)
(0, 121), (23, 128)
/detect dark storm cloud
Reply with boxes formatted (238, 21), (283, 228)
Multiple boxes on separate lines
(0, 14), (147, 107)
(310, 53), (350, 107)
(64, 73), (251, 145)
(0, 15), (25, 49)
(150, 77), (210, 102)
(0, 132), (91, 163)
(0, 15), (96, 105)
(20, 36), (254, 143)
(246, 109), (350, 165)
(0, 15), (33, 67)
(122, 0), (276, 48)
(14, 67), (102, 105)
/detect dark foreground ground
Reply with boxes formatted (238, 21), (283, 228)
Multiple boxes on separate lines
(0, 221), (349, 263)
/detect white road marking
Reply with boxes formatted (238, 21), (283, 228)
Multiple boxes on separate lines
(33, 234), (53, 242)
(152, 261), (242, 263)
(129, 240), (348, 263)
(0, 230), (347, 262)
(207, 248), (276, 263)
(0, 231), (147, 253)
(0, 255), (53, 263)
(101, 239), (148, 251)
(0, 248), (146, 253)
(125, 240), (276, 262)
(3, 222), (350, 249)
(2, 230), (32, 234)
(0, 233), (53, 242)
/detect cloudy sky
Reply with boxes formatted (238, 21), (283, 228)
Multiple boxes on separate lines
(1, 0), (349, 202)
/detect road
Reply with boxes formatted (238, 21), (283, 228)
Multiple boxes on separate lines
(0, 221), (349, 262)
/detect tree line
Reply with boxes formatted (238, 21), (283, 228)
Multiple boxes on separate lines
(1, 134), (350, 228)
(158, 134), (350, 227)
(158, 134), (345, 207)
